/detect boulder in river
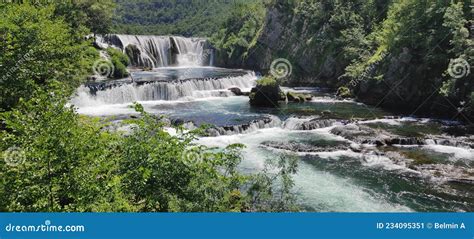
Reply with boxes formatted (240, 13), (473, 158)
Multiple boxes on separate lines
(249, 76), (283, 107)
(229, 87), (247, 96)
(286, 91), (313, 102)
(261, 141), (349, 153)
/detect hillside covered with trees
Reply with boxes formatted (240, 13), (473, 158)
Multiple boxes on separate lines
(0, 1), (296, 212)
(214, 0), (473, 121)
(111, 0), (248, 37)
(1, 0), (473, 214)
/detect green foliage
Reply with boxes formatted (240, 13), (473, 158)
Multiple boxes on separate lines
(336, 86), (352, 98)
(0, 1), (298, 213)
(55, 0), (115, 35)
(441, 1), (473, 98)
(0, 83), (133, 212)
(211, 1), (265, 64)
(107, 48), (130, 79)
(112, 0), (245, 37)
(256, 76), (278, 87)
(0, 3), (98, 111)
(247, 155), (299, 212)
(339, 0), (473, 119)
(0, 82), (298, 212)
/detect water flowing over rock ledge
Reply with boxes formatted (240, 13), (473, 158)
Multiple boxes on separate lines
(96, 34), (215, 68)
(71, 71), (257, 105)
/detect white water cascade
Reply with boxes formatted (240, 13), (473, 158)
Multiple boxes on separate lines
(71, 72), (257, 107)
(172, 36), (208, 66)
(99, 34), (213, 68)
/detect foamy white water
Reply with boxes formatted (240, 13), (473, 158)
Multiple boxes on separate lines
(97, 34), (213, 67)
(198, 128), (413, 212)
(71, 72), (257, 109)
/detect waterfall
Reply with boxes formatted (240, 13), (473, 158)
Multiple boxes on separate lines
(172, 36), (208, 66)
(71, 72), (256, 107)
(104, 34), (171, 68)
(204, 115), (282, 136)
(99, 34), (213, 68)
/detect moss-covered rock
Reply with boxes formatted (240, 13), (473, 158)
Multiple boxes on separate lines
(249, 76), (282, 107)
(286, 92), (313, 102)
(336, 86), (352, 99)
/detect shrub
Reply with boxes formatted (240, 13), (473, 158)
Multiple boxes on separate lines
(106, 48), (130, 79)
(1, 82), (298, 212)
(256, 76), (278, 86)
(336, 86), (352, 98)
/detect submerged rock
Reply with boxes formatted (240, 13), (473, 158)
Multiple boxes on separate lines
(204, 115), (282, 137)
(331, 124), (425, 146)
(330, 124), (385, 143)
(261, 141), (349, 153)
(229, 87), (243, 96)
(286, 91), (313, 102)
(414, 164), (474, 185)
(283, 117), (340, 130)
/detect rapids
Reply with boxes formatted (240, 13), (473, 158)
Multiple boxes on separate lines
(72, 52), (473, 212)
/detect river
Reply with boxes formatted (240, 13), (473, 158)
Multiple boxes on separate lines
(71, 35), (474, 212)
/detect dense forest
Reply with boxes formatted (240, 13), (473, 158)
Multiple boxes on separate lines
(111, 0), (248, 37)
(1, 0), (473, 213)
(218, 0), (473, 121)
(0, 1), (296, 212)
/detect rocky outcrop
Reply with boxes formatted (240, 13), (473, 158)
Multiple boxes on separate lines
(228, 87), (243, 96)
(236, 1), (473, 122)
(204, 115), (282, 137)
(286, 92), (313, 102)
(283, 117), (340, 130)
(330, 123), (474, 148)
(249, 84), (284, 107)
(228, 87), (250, 96)
(330, 124), (422, 146)
(244, 4), (345, 87)
(261, 141), (349, 153)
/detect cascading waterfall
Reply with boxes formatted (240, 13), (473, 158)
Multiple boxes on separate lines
(205, 115), (283, 137)
(71, 72), (256, 107)
(99, 34), (213, 68)
(172, 36), (208, 66)
(106, 34), (171, 68)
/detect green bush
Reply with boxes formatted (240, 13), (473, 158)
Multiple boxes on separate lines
(256, 76), (278, 86)
(0, 82), (298, 212)
(107, 48), (130, 79)
(336, 86), (352, 98)
(0, 3), (95, 110)
(211, 2), (265, 64)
